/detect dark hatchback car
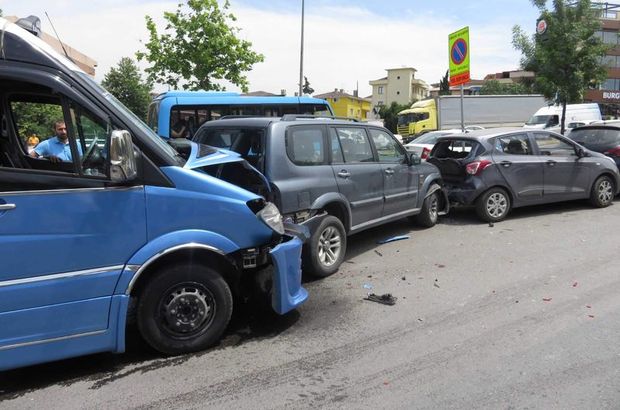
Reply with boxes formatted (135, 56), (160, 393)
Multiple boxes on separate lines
(427, 128), (620, 222)
(193, 116), (449, 277)
(566, 122), (620, 168)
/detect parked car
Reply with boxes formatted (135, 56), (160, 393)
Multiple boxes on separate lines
(566, 123), (620, 168)
(427, 128), (620, 222)
(193, 116), (449, 277)
(404, 129), (464, 160)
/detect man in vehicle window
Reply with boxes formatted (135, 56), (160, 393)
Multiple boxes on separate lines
(30, 120), (81, 162)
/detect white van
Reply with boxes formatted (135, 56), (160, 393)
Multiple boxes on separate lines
(524, 103), (601, 133)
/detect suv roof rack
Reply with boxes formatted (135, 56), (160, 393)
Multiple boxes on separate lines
(217, 115), (269, 120)
(280, 114), (360, 122)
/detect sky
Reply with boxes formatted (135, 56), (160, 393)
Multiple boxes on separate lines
(2, 0), (544, 97)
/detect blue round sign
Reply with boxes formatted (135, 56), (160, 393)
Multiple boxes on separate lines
(451, 38), (468, 65)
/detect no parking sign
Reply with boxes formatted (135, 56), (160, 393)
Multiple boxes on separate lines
(449, 26), (470, 87)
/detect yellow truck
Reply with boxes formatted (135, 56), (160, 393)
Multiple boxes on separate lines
(397, 95), (546, 143)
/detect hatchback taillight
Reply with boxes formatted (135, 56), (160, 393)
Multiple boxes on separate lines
(421, 147), (431, 159)
(604, 146), (620, 157)
(465, 160), (492, 176)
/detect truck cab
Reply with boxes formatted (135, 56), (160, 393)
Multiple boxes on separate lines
(0, 17), (308, 371)
(397, 99), (437, 142)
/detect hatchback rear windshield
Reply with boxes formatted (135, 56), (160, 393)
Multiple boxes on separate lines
(431, 139), (480, 159)
(568, 128), (620, 145)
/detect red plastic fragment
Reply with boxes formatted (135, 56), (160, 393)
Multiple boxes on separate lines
(588, 315), (595, 318)
(542, 298), (552, 302)
(572, 282), (578, 287)
(586, 305), (592, 309)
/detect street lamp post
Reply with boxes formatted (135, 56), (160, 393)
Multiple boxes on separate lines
(299, 0), (304, 96)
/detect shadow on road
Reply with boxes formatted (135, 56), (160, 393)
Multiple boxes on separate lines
(0, 302), (300, 400)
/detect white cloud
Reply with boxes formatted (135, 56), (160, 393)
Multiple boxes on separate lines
(2, 1), (526, 97)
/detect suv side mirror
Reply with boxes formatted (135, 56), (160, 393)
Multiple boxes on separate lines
(110, 130), (138, 183)
(407, 152), (421, 165)
(575, 147), (588, 158)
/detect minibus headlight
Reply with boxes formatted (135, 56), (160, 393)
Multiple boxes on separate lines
(257, 202), (285, 235)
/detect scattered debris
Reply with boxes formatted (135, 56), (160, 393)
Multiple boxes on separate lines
(364, 293), (397, 306)
(542, 298), (552, 302)
(374, 250), (383, 257)
(401, 276), (406, 281)
(363, 283), (373, 290)
(418, 318), (424, 322)
(588, 315), (595, 319)
(377, 235), (410, 244)
(433, 279), (440, 288)
(488, 222), (494, 227)
(344, 260), (355, 264)
(515, 300), (519, 303)
(435, 264), (445, 268)
(383, 381), (390, 386)
(367, 275), (373, 278)
(572, 282), (578, 288)
(586, 305), (592, 309)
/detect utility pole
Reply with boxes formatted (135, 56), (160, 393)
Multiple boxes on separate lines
(299, 0), (305, 96)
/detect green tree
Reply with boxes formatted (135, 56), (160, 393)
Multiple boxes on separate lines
(512, 0), (608, 133)
(439, 70), (451, 96)
(101, 57), (152, 120)
(137, 0), (264, 92)
(479, 79), (531, 95)
(379, 101), (412, 133)
(11, 102), (63, 141)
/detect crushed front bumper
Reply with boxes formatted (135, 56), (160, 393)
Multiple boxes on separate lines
(269, 225), (309, 314)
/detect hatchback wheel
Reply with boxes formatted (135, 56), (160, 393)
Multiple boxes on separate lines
(304, 215), (346, 278)
(590, 175), (614, 208)
(475, 187), (511, 222)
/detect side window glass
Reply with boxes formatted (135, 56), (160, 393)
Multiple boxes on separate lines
(69, 101), (110, 177)
(369, 128), (405, 163)
(10, 98), (63, 157)
(549, 115), (559, 126)
(336, 127), (374, 163)
(494, 133), (532, 155)
(286, 127), (325, 165)
(329, 128), (345, 164)
(534, 133), (575, 156)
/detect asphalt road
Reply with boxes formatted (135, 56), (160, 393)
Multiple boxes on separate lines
(2, 200), (620, 409)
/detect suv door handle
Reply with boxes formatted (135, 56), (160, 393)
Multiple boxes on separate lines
(0, 203), (16, 211)
(337, 170), (351, 179)
(384, 168), (395, 175)
(546, 160), (557, 167)
(500, 161), (512, 168)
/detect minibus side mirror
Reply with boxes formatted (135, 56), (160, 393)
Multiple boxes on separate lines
(110, 130), (138, 183)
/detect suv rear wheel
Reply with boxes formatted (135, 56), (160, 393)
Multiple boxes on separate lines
(304, 215), (346, 278)
(475, 187), (511, 222)
(414, 191), (439, 228)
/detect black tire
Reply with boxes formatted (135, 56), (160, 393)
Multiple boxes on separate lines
(590, 175), (615, 208)
(415, 191), (440, 228)
(475, 187), (511, 222)
(137, 263), (233, 355)
(303, 215), (347, 278)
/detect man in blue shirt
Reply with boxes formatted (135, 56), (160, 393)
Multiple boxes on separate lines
(30, 120), (81, 162)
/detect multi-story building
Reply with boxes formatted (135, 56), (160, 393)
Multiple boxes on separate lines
(314, 89), (371, 120)
(586, 2), (620, 118)
(368, 67), (429, 114)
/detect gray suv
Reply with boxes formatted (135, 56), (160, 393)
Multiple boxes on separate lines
(194, 116), (448, 277)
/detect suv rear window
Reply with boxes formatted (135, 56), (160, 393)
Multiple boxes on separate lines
(431, 139), (479, 159)
(286, 126), (325, 165)
(193, 127), (266, 171)
(568, 128), (620, 145)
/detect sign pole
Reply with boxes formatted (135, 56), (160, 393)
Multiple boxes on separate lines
(460, 84), (465, 132)
(449, 26), (470, 133)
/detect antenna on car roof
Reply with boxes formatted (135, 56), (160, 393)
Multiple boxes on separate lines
(44, 12), (75, 63)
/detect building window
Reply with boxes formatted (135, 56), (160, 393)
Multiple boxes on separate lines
(601, 78), (620, 90)
(602, 30), (619, 45)
(378, 86), (384, 95)
(602, 10), (618, 19)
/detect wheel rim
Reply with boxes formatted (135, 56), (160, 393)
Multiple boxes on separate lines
(428, 194), (439, 222)
(158, 282), (216, 338)
(486, 192), (508, 218)
(598, 180), (613, 204)
(317, 226), (342, 267)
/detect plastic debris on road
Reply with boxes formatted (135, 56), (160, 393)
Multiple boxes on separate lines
(364, 293), (397, 306)
(572, 282), (578, 287)
(377, 235), (410, 244)
(363, 283), (373, 290)
(542, 298), (552, 302)
(374, 250), (383, 257)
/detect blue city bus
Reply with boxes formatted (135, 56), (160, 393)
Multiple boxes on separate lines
(147, 91), (334, 139)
